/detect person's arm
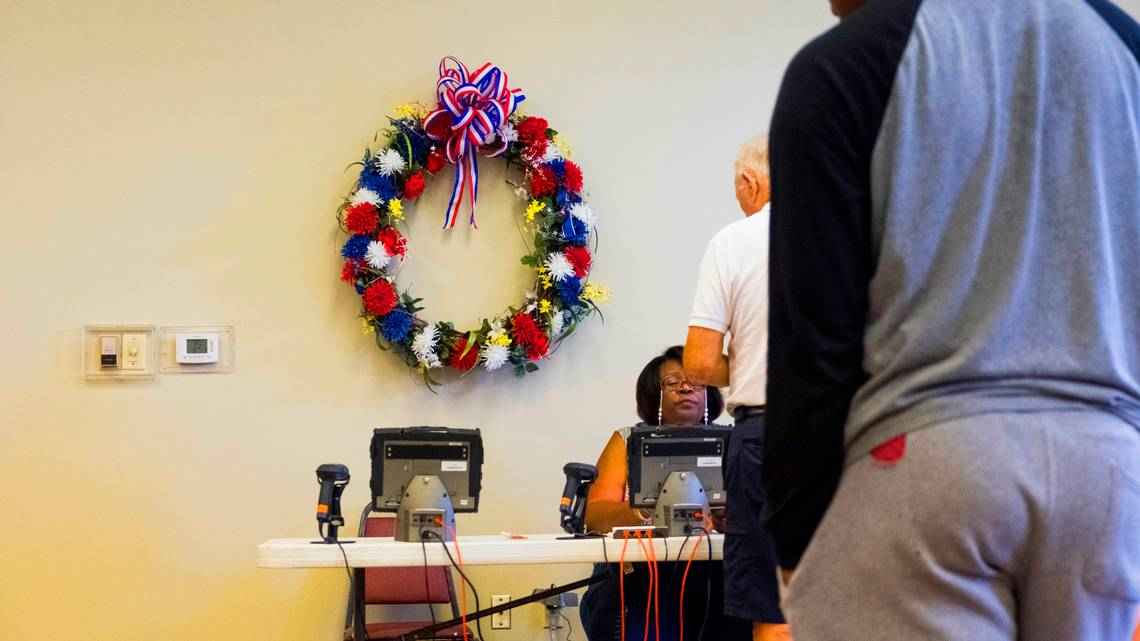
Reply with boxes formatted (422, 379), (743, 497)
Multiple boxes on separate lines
(685, 234), (731, 387)
(584, 431), (646, 533)
(684, 327), (728, 387)
(764, 40), (877, 569)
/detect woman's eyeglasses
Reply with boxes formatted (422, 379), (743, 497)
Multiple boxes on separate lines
(661, 376), (706, 392)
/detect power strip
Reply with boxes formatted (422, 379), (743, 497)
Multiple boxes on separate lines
(610, 525), (668, 539)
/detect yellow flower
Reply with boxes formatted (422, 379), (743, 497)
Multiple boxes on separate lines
(553, 134), (572, 159)
(538, 299), (552, 315)
(536, 265), (553, 289)
(525, 200), (546, 223)
(388, 199), (404, 222)
(489, 333), (512, 347)
(360, 317), (376, 335)
(581, 283), (611, 304)
(393, 103), (428, 120)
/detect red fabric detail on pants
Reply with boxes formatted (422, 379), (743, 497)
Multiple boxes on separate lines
(871, 434), (907, 463)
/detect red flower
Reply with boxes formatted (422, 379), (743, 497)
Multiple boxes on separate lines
(340, 260), (357, 283)
(564, 246), (592, 277)
(404, 171), (426, 200)
(448, 336), (480, 372)
(377, 227), (407, 258)
(426, 150), (446, 174)
(524, 137), (549, 162)
(510, 312), (549, 361)
(345, 202), (379, 235)
(562, 161), (583, 194)
(529, 165), (557, 197)
(517, 117), (549, 146)
(525, 333), (549, 361)
(363, 280), (397, 316)
(511, 312), (546, 347)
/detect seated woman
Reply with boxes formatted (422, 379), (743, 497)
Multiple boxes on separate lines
(578, 346), (749, 641)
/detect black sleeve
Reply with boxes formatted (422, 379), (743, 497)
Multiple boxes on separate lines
(762, 0), (920, 568)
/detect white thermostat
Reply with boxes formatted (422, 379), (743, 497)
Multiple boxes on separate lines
(175, 332), (220, 364)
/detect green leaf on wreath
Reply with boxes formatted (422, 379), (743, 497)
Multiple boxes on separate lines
(458, 332), (479, 360)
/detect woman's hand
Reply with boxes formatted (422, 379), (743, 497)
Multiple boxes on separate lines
(707, 507), (727, 533)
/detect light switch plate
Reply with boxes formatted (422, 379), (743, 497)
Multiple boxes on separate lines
(121, 333), (148, 370)
(84, 325), (156, 380)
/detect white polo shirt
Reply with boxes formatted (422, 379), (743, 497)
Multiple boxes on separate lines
(688, 204), (770, 412)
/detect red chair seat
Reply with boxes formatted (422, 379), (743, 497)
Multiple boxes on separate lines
(364, 621), (474, 640)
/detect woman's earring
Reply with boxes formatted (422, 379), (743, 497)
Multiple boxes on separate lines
(703, 389), (709, 424)
(658, 390), (664, 425)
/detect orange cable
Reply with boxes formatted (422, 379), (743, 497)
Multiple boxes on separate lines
(619, 536), (630, 641)
(679, 532), (706, 641)
(648, 534), (660, 641)
(635, 535), (653, 641)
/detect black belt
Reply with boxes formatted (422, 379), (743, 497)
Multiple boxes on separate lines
(733, 405), (766, 422)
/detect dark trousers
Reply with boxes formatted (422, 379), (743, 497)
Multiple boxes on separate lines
(723, 412), (785, 623)
(579, 561), (750, 641)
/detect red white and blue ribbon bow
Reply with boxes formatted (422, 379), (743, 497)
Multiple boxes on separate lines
(423, 56), (525, 229)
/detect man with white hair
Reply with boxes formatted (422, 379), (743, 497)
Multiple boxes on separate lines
(684, 135), (789, 641)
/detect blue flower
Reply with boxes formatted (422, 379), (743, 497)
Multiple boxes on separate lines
(341, 234), (372, 260)
(380, 309), (414, 343)
(557, 277), (583, 308)
(393, 121), (432, 166)
(562, 215), (589, 246)
(555, 188), (581, 210)
(547, 159), (566, 178)
(358, 167), (397, 201)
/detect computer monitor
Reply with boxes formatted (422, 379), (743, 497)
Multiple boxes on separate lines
(626, 425), (731, 535)
(370, 427), (484, 541)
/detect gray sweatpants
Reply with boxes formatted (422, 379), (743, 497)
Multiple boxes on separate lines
(783, 410), (1140, 641)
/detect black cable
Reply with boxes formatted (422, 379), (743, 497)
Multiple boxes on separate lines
(422, 530), (486, 641)
(558, 610), (575, 641)
(673, 533), (692, 586)
(600, 533), (616, 578)
(320, 523), (355, 585)
(421, 538), (437, 626)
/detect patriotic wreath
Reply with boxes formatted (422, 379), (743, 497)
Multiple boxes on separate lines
(337, 57), (608, 386)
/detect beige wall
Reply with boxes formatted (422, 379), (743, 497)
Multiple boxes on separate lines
(5, 1), (1136, 640)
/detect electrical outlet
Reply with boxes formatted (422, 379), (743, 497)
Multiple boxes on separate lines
(491, 594), (511, 629)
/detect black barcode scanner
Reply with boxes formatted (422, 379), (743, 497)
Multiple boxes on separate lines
(315, 464), (350, 544)
(559, 462), (598, 536)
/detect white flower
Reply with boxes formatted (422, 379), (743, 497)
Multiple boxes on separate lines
(499, 123), (518, 144)
(365, 241), (391, 271)
(545, 252), (575, 282)
(569, 203), (596, 229)
(412, 325), (440, 367)
(514, 186), (530, 201)
(351, 188), (382, 206)
(376, 149), (406, 176)
(486, 320), (507, 343)
(481, 343), (510, 371)
(541, 144), (563, 164)
(550, 310), (565, 338)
